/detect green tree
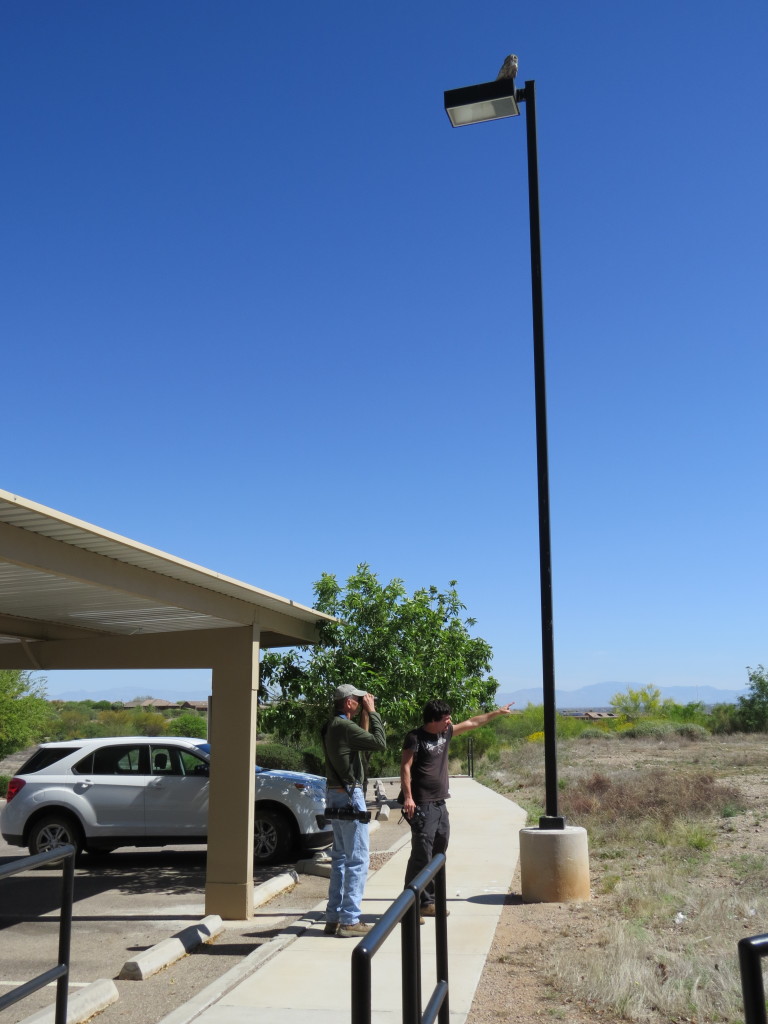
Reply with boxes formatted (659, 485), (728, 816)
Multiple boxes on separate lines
(260, 565), (498, 746)
(734, 665), (768, 732)
(168, 712), (207, 738)
(0, 670), (51, 756)
(609, 684), (663, 720)
(49, 706), (92, 740)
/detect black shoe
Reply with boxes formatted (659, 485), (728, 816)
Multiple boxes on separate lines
(323, 921), (339, 935)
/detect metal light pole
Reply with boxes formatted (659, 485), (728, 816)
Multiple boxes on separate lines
(445, 65), (565, 829)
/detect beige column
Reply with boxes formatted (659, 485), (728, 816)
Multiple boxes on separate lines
(204, 625), (260, 920)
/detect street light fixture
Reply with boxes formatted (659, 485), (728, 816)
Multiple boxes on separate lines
(444, 65), (564, 831)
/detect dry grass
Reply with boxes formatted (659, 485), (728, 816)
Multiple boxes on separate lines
(476, 732), (768, 1023)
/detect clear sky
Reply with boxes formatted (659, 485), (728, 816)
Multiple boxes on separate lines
(2, 2), (766, 701)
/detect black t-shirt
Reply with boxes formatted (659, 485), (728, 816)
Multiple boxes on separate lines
(403, 724), (453, 803)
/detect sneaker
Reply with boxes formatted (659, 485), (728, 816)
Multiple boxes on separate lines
(420, 904), (450, 918)
(338, 922), (372, 938)
(323, 921), (339, 935)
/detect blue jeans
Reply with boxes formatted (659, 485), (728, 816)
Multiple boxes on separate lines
(325, 787), (370, 925)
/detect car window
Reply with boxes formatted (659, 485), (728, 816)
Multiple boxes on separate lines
(19, 747), (80, 773)
(74, 744), (148, 775)
(178, 750), (209, 777)
(150, 746), (179, 775)
(147, 746), (208, 776)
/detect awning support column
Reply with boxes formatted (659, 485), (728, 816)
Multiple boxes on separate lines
(205, 625), (260, 920)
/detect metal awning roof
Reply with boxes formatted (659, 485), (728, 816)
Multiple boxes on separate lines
(0, 488), (333, 667)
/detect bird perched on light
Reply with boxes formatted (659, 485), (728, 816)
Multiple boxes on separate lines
(496, 54), (519, 80)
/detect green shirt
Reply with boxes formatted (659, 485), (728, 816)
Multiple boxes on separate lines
(322, 711), (387, 788)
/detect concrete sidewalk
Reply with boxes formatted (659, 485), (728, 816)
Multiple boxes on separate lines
(185, 778), (527, 1024)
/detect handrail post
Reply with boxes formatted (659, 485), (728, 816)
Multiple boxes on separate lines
(402, 894), (421, 1024)
(0, 845), (75, 1024)
(54, 849), (75, 1024)
(434, 860), (450, 1024)
(739, 934), (768, 1024)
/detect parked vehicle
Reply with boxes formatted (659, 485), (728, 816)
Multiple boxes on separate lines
(0, 736), (332, 865)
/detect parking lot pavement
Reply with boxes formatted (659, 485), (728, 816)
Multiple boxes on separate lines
(0, 830), (309, 1024)
(0, 798), (405, 1024)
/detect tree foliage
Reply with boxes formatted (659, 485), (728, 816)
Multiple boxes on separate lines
(259, 565), (498, 746)
(734, 665), (768, 732)
(167, 712), (207, 738)
(609, 684), (665, 720)
(0, 670), (51, 757)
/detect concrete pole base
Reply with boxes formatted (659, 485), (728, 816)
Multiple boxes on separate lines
(519, 825), (591, 903)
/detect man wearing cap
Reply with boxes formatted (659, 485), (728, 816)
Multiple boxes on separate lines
(321, 683), (387, 937)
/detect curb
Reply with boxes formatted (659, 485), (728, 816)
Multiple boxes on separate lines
(16, 979), (119, 1024)
(154, 828), (413, 1024)
(118, 916), (224, 981)
(253, 869), (299, 905)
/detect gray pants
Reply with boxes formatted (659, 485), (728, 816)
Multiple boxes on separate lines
(403, 800), (450, 907)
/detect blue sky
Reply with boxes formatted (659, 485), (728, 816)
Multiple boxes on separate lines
(2, 2), (766, 701)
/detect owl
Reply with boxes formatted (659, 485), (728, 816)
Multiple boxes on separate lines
(496, 54), (519, 80)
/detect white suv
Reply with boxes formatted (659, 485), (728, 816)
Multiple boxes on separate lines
(1, 736), (332, 865)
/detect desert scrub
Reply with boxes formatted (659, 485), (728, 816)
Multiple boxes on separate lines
(619, 720), (677, 739)
(578, 727), (616, 740)
(674, 722), (710, 741)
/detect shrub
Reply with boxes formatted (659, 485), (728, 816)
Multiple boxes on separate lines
(578, 727), (616, 740)
(561, 768), (742, 833)
(709, 703), (739, 734)
(0, 774), (9, 798)
(255, 743), (304, 772)
(167, 712), (207, 739)
(451, 725), (498, 763)
(674, 723), (710, 741)
(619, 720), (676, 739)
(300, 747), (324, 775)
(366, 747), (402, 778)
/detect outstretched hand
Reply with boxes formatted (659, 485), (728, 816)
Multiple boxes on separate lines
(497, 703), (515, 714)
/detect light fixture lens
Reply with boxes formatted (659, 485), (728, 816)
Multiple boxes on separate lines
(446, 95), (519, 127)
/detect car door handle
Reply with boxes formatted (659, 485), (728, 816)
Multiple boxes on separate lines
(150, 778), (164, 787)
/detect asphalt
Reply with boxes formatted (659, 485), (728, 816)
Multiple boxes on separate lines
(165, 778), (528, 1024)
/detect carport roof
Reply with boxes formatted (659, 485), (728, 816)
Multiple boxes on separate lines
(0, 488), (334, 660)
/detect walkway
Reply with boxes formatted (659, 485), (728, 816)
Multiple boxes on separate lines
(187, 778), (527, 1024)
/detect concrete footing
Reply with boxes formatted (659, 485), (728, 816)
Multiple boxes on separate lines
(519, 825), (591, 903)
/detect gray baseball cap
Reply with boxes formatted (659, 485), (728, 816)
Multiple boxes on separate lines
(333, 684), (368, 701)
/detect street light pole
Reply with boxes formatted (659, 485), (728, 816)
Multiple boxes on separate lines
(518, 80), (563, 829)
(444, 70), (565, 830)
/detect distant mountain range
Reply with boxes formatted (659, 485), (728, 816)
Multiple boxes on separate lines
(45, 683), (212, 703)
(46, 679), (746, 709)
(496, 682), (745, 710)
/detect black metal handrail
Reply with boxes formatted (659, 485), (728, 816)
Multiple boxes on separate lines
(351, 852), (448, 1024)
(0, 845), (76, 1024)
(739, 933), (768, 1024)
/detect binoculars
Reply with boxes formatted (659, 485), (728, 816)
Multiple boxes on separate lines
(324, 807), (372, 824)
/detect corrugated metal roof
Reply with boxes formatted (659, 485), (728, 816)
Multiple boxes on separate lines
(0, 488), (334, 644)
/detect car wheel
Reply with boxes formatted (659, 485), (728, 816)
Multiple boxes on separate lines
(28, 813), (84, 858)
(254, 810), (293, 865)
